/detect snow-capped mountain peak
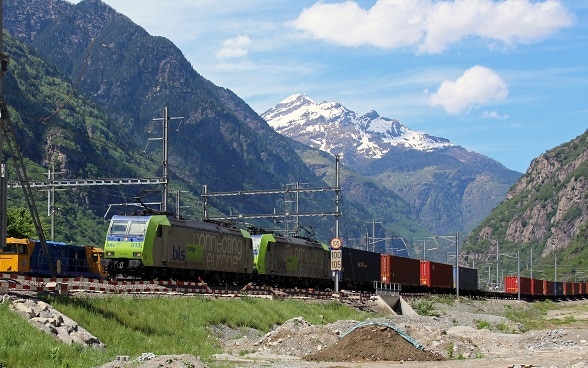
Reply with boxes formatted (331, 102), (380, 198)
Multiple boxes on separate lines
(262, 94), (454, 161)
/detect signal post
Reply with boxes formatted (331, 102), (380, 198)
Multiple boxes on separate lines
(330, 237), (342, 293)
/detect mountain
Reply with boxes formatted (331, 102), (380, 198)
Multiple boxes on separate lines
(3, 0), (323, 190)
(463, 130), (588, 282)
(262, 94), (522, 236)
(2, 0), (432, 251)
(262, 94), (453, 164)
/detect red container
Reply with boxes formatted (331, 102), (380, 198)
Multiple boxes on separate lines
(531, 278), (542, 296)
(573, 282), (581, 296)
(581, 282), (587, 295)
(543, 280), (555, 296)
(504, 276), (532, 295)
(563, 282), (574, 296)
(420, 261), (453, 289)
(380, 254), (420, 287)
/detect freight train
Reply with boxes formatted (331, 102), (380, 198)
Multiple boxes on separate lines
(2, 214), (581, 301)
(0, 237), (106, 279)
(101, 214), (481, 294)
(501, 275), (588, 300)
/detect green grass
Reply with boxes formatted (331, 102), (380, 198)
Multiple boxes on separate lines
(475, 320), (491, 330)
(0, 296), (374, 368)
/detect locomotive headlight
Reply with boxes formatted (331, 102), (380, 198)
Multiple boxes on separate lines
(106, 251), (115, 257)
(133, 252), (142, 257)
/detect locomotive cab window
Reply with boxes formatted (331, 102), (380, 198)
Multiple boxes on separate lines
(18, 244), (28, 254)
(3, 243), (16, 253)
(128, 221), (147, 237)
(109, 221), (129, 236)
(109, 219), (148, 237)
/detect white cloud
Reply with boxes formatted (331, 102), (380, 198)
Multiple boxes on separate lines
(481, 111), (509, 120)
(216, 35), (252, 59)
(291, 0), (574, 53)
(427, 65), (508, 114)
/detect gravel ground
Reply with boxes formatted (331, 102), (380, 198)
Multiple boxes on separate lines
(207, 297), (588, 368)
(96, 297), (588, 368)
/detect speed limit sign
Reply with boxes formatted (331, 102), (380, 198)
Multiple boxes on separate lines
(330, 237), (342, 250)
(331, 249), (342, 270)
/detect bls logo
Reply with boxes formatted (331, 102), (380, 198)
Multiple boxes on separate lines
(172, 245), (185, 261)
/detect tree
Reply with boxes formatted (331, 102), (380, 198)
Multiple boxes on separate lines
(6, 207), (44, 238)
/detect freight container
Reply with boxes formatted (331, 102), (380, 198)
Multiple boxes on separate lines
(380, 254), (420, 287)
(453, 266), (478, 291)
(543, 280), (555, 297)
(554, 281), (564, 296)
(574, 282), (582, 296)
(504, 275), (532, 296)
(340, 248), (381, 290)
(563, 282), (575, 296)
(531, 278), (543, 296)
(420, 261), (453, 289)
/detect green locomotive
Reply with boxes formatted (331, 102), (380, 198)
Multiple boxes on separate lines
(102, 215), (331, 288)
(102, 215), (254, 282)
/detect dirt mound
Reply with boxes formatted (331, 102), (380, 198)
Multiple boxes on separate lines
(304, 324), (445, 363)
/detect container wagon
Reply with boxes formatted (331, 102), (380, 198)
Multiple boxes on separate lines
(453, 266), (478, 291)
(380, 254), (420, 288)
(420, 261), (453, 290)
(504, 276), (532, 297)
(563, 282), (575, 297)
(340, 248), (381, 291)
(531, 278), (543, 296)
(554, 281), (564, 297)
(543, 280), (555, 297)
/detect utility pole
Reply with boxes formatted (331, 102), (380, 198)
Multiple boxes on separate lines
(0, 0), (6, 249)
(151, 107), (182, 213)
(175, 190), (188, 219)
(47, 164), (65, 240)
(517, 250), (520, 302)
(0, 163), (6, 248)
(530, 247), (533, 280)
(366, 220), (382, 252)
(455, 232), (459, 298)
(334, 154), (341, 293)
(496, 240), (499, 289)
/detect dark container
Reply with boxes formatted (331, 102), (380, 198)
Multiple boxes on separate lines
(453, 266), (478, 291)
(554, 281), (564, 296)
(340, 247), (381, 288)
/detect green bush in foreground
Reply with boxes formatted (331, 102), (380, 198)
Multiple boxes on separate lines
(0, 296), (374, 368)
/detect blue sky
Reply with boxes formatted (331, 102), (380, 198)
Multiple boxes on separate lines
(73, 0), (587, 173)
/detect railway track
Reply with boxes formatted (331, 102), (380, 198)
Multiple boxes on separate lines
(3, 272), (580, 305)
(0, 273), (372, 302)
